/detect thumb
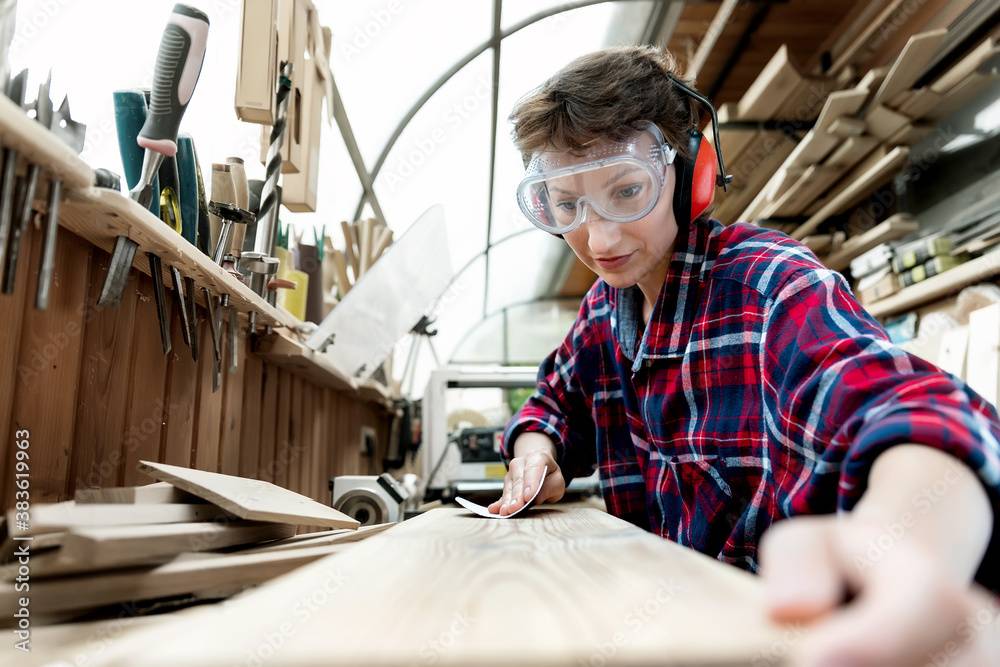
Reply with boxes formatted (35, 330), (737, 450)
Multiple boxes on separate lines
(759, 516), (846, 623)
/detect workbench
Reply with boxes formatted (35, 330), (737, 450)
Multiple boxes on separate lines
(15, 506), (792, 666)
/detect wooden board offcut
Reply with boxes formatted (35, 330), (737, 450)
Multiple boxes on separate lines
(52, 508), (792, 666)
(74, 482), (202, 505)
(137, 460), (360, 529)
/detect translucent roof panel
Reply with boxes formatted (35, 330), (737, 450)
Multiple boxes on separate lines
(373, 52), (492, 269)
(486, 230), (566, 314)
(452, 299), (581, 365)
(327, 1), (493, 166)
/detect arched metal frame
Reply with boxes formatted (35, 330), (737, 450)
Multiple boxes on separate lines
(331, 0), (674, 352)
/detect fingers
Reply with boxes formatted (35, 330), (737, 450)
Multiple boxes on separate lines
(499, 458), (526, 516)
(792, 544), (968, 667)
(760, 516), (845, 623)
(521, 453), (549, 503)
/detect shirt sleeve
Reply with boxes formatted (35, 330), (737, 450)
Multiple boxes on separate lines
(501, 296), (598, 483)
(762, 266), (1000, 592)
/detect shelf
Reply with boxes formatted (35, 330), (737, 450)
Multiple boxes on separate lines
(60, 187), (299, 329)
(864, 248), (1000, 318)
(0, 95), (93, 191)
(253, 330), (357, 393)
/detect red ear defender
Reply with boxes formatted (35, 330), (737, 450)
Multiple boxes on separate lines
(690, 135), (719, 221)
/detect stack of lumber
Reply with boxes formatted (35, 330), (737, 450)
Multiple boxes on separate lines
(0, 462), (389, 621)
(725, 29), (998, 238)
(708, 45), (838, 224)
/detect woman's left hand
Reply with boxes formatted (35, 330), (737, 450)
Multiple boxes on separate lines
(759, 514), (1000, 666)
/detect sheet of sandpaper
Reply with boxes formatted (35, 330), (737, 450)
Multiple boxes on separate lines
(455, 467), (547, 519)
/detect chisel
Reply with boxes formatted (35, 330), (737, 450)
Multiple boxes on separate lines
(36, 94), (86, 310)
(0, 69), (26, 284)
(203, 287), (222, 391)
(98, 4), (209, 307)
(176, 134), (199, 246)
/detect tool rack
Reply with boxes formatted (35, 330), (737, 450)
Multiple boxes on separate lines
(0, 94), (391, 402)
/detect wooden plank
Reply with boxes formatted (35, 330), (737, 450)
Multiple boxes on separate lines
(121, 274), (171, 486)
(822, 214), (920, 271)
(9, 230), (91, 504)
(75, 481), (201, 504)
(888, 124), (935, 146)
(794, 146), (910, 239)
(67, 508), (789, 666)
(239, 351), (263, 478)
(218, 332), (246, 476)
(898, 87), (943, 119)
(7, 521), (297, 579)
(239, 523), (392, 554)
(786, 129), (840, 169)
(828, 0), (909, 74)
(814, 88), (868, 131)
(253, 329), (355, 391)
(275, 368), (293, 488)
(930, 38), (998, 94)
(71, 251), (139, 491)
(193, 318), (224, 472)
(926, 72), (999, 121)
(257, 363), (279, 482)
(0, 225), (32, 515)
(0, 96), (94, 189)
(866, 248), (1000, 318)
(161, 313), (200, 467)
(871, 29), (949, 107)
(299, 384), (314, 497)
(737, 45), (803, 120)
(0, 543), (349, 616)
(6, 501), (230, 535)
(828, 116), (866, 137)
(765, 164), (843, 218)
(825, 135), (879, 169)
(864, 104), (911, 141)
(137, 460), (360, 529)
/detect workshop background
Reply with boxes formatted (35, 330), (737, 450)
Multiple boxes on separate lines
(0, 0), (998, 663)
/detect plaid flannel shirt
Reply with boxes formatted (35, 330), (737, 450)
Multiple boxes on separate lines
(502, 216), (1000, 592)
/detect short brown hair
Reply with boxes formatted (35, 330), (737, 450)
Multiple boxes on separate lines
(509, 45), (700, 162)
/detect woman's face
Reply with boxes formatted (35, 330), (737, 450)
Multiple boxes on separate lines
(560, 162), (679, 290)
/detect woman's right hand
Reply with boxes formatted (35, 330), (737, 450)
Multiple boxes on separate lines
(487, 434), (566, 516)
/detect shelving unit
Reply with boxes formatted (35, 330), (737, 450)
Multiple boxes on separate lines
(864, 248), (1000, 318)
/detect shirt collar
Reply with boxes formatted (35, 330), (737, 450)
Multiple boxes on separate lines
(611, 217), (723, 370)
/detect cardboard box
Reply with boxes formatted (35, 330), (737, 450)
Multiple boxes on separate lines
(235, 0), (278, 124)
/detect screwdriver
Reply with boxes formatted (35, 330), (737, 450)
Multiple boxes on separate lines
(98, 3), (209, 309)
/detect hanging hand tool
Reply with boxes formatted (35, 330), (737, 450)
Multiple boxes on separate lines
(203, 287), (223, 391)
(147, 253), (172, 354)
(226, 156), (249, 257)
(36, 94), (86, 310)
(209, 201), (254, 265)
(222, 293), (238, 373)
(193, 142), (212, 256)
(0, 69), (27, 286)
(158, 155), (183, 235)
(99, 5), (209, 308)
(93, 168), (122, 191)
(169, 265), (193, 354)
(209, 162), (235, 255)
(184, 275), (199, 361)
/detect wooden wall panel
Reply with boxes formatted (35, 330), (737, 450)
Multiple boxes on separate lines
(0, 227), (34, 510)
(238, 352), (262, 478)
(121, 274), (171, 486)
(0, 228), (393, 513)
(71, 250), (138, 492)
(9, 230), (91, 504)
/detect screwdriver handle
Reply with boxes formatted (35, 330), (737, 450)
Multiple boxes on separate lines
(138, 4), (209, 157)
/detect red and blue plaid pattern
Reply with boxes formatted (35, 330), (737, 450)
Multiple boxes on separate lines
(502, 217), (1000, 591)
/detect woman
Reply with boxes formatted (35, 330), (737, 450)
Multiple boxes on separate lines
(488, 46), (1000, 665)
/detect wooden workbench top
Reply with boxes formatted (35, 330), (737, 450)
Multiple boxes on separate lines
(21, 507), (793, 666)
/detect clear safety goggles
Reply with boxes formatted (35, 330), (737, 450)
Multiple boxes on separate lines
(516, 122), (677, 234)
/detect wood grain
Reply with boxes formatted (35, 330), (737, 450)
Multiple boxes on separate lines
(161, 313), (199, 467)
(137, 460), (359, 529)
(74, 481), (201, 504)
(257, 363), (279, 482)
(71, 252), (139, 491)
(239, 351), (263, 478)
(10, 230), (91, 504)
(6, 501), (230, 535)
(275, 368), (293, 488)
(61, 508), (790, 666)
(121, 274), (171, 486)
(218, 331), (246, 475)
(193, 320), (224, 472)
